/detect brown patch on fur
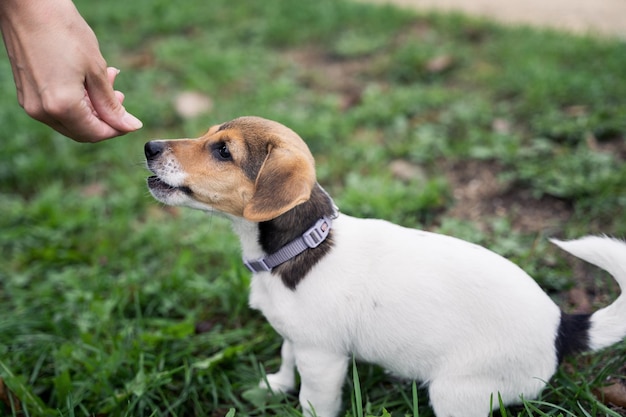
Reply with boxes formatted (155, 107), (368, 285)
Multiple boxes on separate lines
(151, 116), (317, 220)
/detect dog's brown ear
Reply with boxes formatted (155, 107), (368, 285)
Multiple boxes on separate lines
(243, 145), (315, 222)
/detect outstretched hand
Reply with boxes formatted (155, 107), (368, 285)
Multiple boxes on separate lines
(0, 0), (143, 142)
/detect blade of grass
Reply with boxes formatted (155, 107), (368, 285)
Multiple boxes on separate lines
(525, 399), (580, 416)
(412, 380), (419, 417)
(497, 392), (508, 417)
(352, 357), (364, 417)
(578, 400), (623, 417)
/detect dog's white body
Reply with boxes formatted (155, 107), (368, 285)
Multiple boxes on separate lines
(239, 214), (621, 417)
(145, 116), (626, 417)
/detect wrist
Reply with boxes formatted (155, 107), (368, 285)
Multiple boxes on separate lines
(0, 0), (36, 21)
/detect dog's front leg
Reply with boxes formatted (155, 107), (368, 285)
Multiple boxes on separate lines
(260, 339), (296, 394)
(295, 347), (349, 417)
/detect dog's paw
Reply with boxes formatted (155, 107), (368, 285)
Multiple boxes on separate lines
(259, 373), (295, 394)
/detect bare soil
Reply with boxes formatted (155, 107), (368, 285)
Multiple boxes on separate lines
(443, 160), (572, 234)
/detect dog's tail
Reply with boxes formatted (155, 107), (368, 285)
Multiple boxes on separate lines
(551, 236), (626, 352)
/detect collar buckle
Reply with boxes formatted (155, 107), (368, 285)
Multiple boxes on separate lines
(302, 217), (331, 248)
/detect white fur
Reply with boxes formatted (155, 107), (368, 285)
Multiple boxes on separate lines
(227, 214), (626, 417)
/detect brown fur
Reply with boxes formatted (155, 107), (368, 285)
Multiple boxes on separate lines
(149, 116), (317, 221)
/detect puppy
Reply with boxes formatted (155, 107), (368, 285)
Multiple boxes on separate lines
(144, 116), (626, 417)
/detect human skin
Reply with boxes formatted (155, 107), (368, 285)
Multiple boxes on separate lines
(0, 0), (142, 142)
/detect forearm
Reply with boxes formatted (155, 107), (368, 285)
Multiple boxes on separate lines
(0, 0), (65, 33)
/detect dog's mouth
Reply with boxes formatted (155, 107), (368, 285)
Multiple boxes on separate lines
(146, 175), (192, 196)
(147, 175), (170, 191)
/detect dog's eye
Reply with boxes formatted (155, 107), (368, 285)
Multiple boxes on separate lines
(212, 143), (232, 161)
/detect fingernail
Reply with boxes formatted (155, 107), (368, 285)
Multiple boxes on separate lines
(123, 112), (143, 130)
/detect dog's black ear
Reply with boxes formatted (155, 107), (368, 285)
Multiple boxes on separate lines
(243, 144), (315, 222)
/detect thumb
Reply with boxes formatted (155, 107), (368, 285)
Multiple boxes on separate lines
(86, 67), (143, 133)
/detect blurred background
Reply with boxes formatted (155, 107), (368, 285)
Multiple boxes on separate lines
(361, 0), (626, 38)
(1, 0), (625, 416)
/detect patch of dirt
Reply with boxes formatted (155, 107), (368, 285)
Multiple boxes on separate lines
(283, 47), (372, 110)
(443, 159), (572, 234)
(594, 372), (626, 409)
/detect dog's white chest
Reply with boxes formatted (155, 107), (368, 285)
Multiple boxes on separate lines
(249, 274), (294, 335)
(249, 272), (353, 352)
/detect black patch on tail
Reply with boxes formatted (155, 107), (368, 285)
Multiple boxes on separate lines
(555, 312), (591, 363)
(258, 184), (336, 290)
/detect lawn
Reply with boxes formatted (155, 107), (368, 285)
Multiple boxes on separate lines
(1, 0), (625, 416)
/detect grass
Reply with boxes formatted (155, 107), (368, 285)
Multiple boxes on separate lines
(1, 0), (625, 416)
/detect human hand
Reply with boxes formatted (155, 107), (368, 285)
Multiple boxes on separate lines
(0, 0), (143, 143)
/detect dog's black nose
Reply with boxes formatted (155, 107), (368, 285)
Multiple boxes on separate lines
(144, 141), (165, 160)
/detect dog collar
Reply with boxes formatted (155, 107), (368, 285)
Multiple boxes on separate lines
(244, 216), (332, 273)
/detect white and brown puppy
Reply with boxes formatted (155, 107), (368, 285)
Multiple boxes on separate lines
(145, 116), (626, 417)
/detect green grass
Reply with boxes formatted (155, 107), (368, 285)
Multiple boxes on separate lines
(1, 0), (626, 416)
